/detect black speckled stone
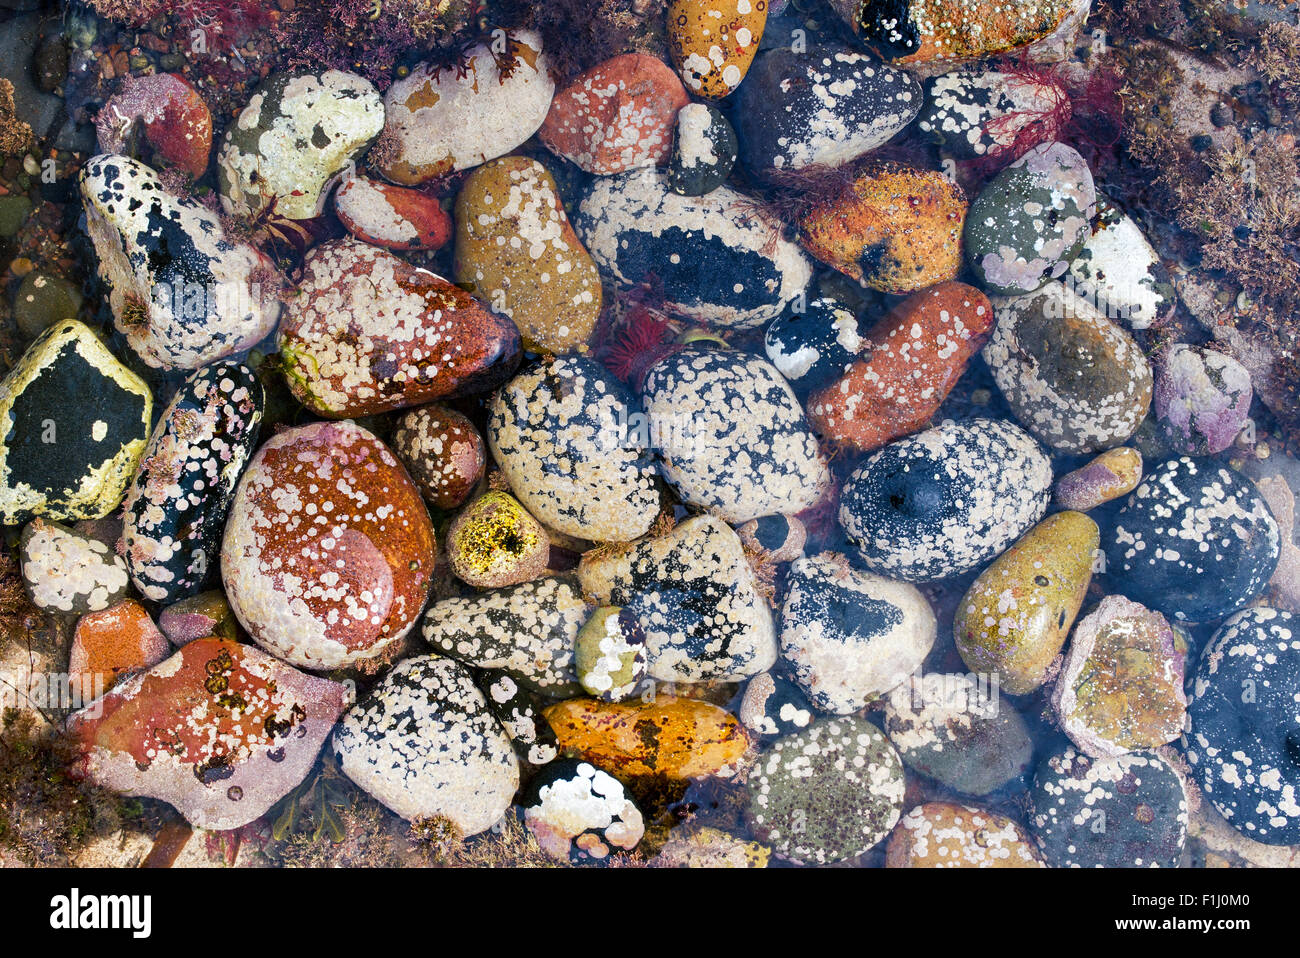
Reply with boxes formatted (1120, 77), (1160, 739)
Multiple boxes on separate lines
(764, 297), (863, 390)
(918, 69), (1067, 160)
(668, 102), (737, 197)
(474, 667), (559, 769)
(738, 672), (817, 740)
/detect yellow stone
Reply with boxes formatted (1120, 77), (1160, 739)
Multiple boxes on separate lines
(668, 0), (768, 99)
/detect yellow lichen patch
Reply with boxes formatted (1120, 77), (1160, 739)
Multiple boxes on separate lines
(446, 490), (549, 588)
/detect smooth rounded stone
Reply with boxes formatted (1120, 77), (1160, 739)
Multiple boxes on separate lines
(1154, 343), (1253, 456)
(883, 672), (1035, 795)
(1053, 595), (1187, 758)
(216, 70), (382, 220)
(668, 102), (737, 196)
(69, 600), (170, 696)
(446, 491), (549, 589)
(733, 45), (920, 183)
(13, 270), (82, 340)
(736, 513), (806, 563)
(797, 163), (966, 294)
(780, 552), (936, 713)
(475, 669), (559, 768)
(333, 655), (518, 835)
(0, 319), (151, 524)
(653, 825), (771, 867)
(764, 296), (862, 391)
(1182, 607), (1300, 845)
(544, 696), (748, 780)
(746, 716), (905, 864)
(954, 511), (1098, 696)
(422, 575), (590, 697)
(839, 418), (1052, 582)
(121, 363), (264, 604)
(69, 637), (350, 831)
(738, 672), (816, 740)
(80, 155), (282, 371)
(966, 141), (1095, 295)
(391, 405), (485, 511)
(917, 69), (1069, 160)
(1104, 457), (1280, 623)
(334, 175), (451, 251)
(540, 53), (689, 174)
(578, 514), (778, 683)
(886, 803), (1044, 868)
(667, 0), (767, 98)
(576, 170), (811, 329)
(221, 421), (436, 670)
(487, 357), (660, 542)
(280, 239), (521, 418)
(96, 73), (213, 178)
(1068, 195), (1173, 330)
(985, 282), (1153, 453)
(373, 30), (553, 184)
(641, 344), (830, 523)
(1053, 446), (1143, 512)
(1029, 747), (1189, 868)
(808, 282), (993, 453)
(575, 607), (648, 703)
(19, 518), (130, 615)
(158, 590), (236, 646)
(521, 759), (645, 863)
(454, 157), (602, 355)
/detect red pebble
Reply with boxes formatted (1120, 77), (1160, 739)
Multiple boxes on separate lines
(69, 599), (170, 699)
(335, 175), (452, 251)
(96, 73), (212, 178)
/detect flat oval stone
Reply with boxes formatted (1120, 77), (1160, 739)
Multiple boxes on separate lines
(918, 69), (1069, 160)
(217, 70), (383, 220)
(764, 296), (863, 391)
(454, 157), (602, 355)
(1053, 446), (1143, 511)
(668, 0), (768, 98)
(279, 238), (521, 418)
(521, 759), (644, 863)
(0, 319), (151, 524)
(886, 803), (1044, 868)
(334, 175), (451, 251)
(122, 362), (263, 604)
(641, 344), (830, 523)
(373, 30), (553, 185)
(12, 269), (82, 340)
(390, 404), (485, 510)
(1154, 343), (1253, 456)
(1104, 457), (1279, 623)
(69, 599), (170, 696)
(668, 102), (737, 196)
(576, 170), (811, 329)
(839, 417), (1052, 581)
(80, 155), (283, 371)
(574, 606), (648, 703)
(446, 490), (550, 589)
(20, 518), (130, 615)
(738, 671), (816, 740)
(985, 282), (1152, 453)
(221, 420), (435, 669)
(1068, 194), (1174, 330)
(476, 669), (559, 768)
(96, 72), (212, 178)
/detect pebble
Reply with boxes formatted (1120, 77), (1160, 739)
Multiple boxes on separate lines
(96, 73), (212, 178)
(422, 575), (589, 697)
(217, 70), (384, 220)
(121, 362), (264, 604)
(965, 142), (1096, 295)
(746, 716), (905, 864)
(521, 759), (645, 863)
(576, 170), (811, 328)
(1053, 595), (1187, 757)
(780, 551), (936, 713)
(12, 269), (82, 339)
(640, 343), (831, 523)
(954, 511), (1098, 696)
(1154, 343), (1253, 456)
(446, 490), (550, 589)
(453, 157), (603, 355)
(667, 102), (736, 196)
(985, 282), (1153, 453)
(667, 0), (767, 98)
(476, 670), (559, 768)
(738, 672), (816, 740)
(333, 654), (518, 835)
(374, 30), (553, 184)
(69, 637), (350, 830)
(736, 513), (806, 563)
(1181, 607), (1300, 845)
(19, 517), (129, 616)
(1068, 195), (1174, 330)
(1029, 746), (1189, 868)
(808, 281), (993, 452)
(797, 163), (967, 294)
(68, 600), (170, 696)
(578, 514), (778, 683)
(733, 45), (920, 183)
(885, 803), (1044, 868)
(917, 69), (1069, 160)
(334, 174), (452, 251)
(539, 53), (689, 174)
(157, 590), (236, 646)
(883, 672), (1035, 795)
(390, 404), (485, 511)
(574, 607), (648, 703)
(543, 695), (748, 780)
(0, 319), (151, 524)
(221, 420), (436, 669)
(279, 238), (521, 417)
(80, 155), (283, 371)
(1104, 457), (1280, 623)
(487, 357), (661, 542)
(838, 417), (1052, 581)
(1053, 446), (1143, 511)
(763, 296), (863, 391)
(653, 826), (770, 867)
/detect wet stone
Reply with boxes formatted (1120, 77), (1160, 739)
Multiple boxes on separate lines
(736, 513), (806, 563)
(1154, 343), (1253, 456)
(574, 607), (648, 703)
(335, 175), (451, 251)
(446, 491), (550, 590)
(1068, 195), (1174, 331)
(158, 590), (236, 646)
(667, 102), (737, 196)
(390, 404), (485, 511)
(885, 802), (1044, 868)
(20, 518), (130, 615)
(738, 672), (816, 740)
(764, 296), (863, 392)
(96, 73), (212, 179)
(521, 759), (645, 864)
(667, 0), (768, 99)
(69, 600), (170, 695)
(12, 270), (82, 340)
(917, 69), (1069, 160)
(475, 669), (559, 768)
(653, 825), (771, 867)
(1053, 446), (1143, 512)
